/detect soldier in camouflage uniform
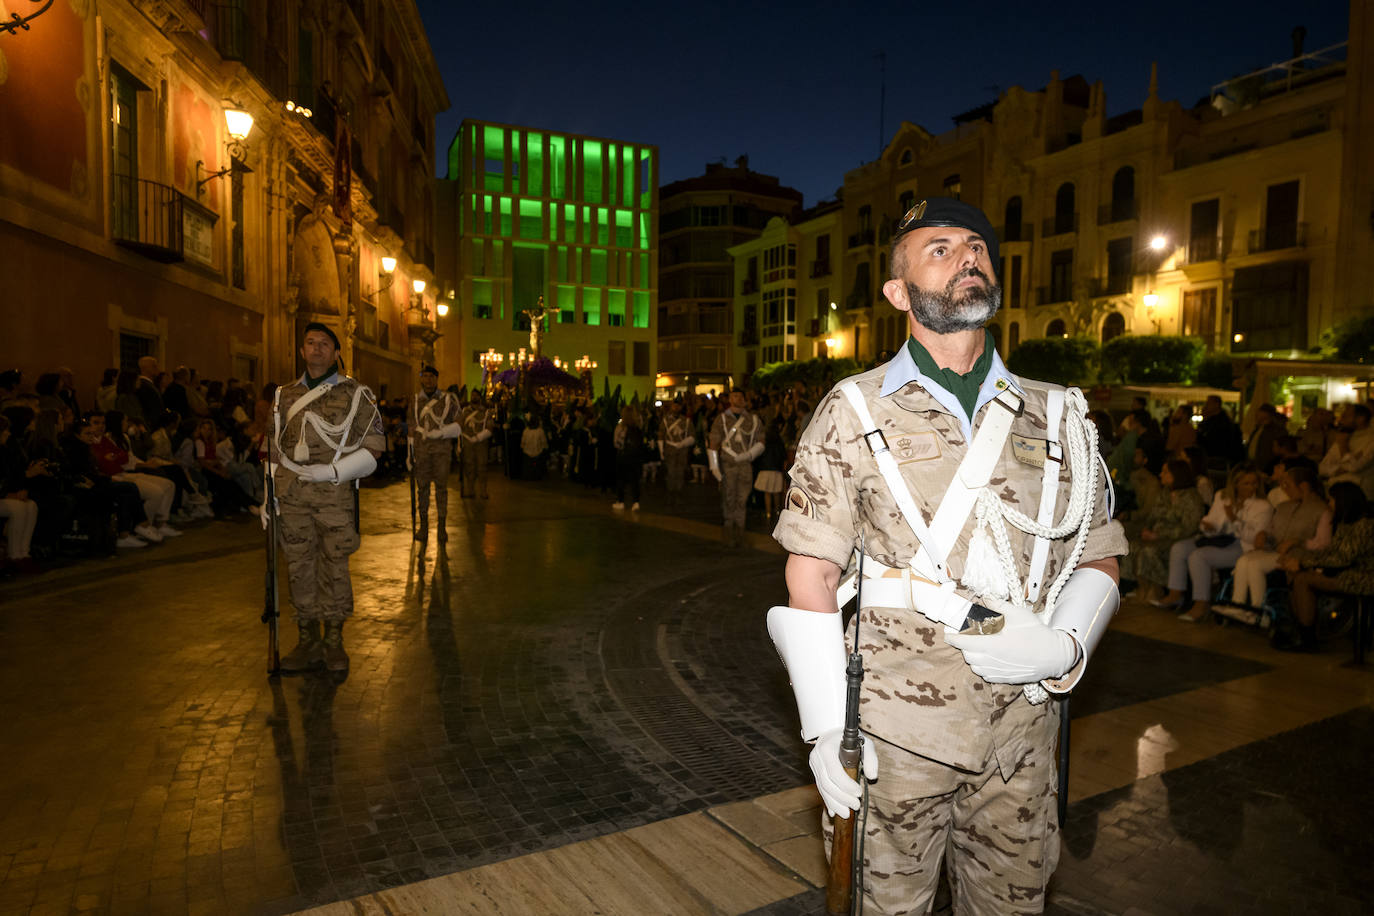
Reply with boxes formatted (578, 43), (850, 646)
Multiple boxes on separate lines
(767, 199), (1126, 914)
(410, 365), (461, 544)
(708, 389), (764, 547)
(269, 323), (385, 673)
(660, 397), (694, 506)
(459, 391), (495, 499)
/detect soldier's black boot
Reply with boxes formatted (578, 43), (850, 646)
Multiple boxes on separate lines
(414, 523), (427, 544)
(280, 620), (324, 672)
(323, 621), (349, 671)
(436, 515), (447, 543)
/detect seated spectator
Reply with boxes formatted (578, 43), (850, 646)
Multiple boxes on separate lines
(65, 417), (150, 549)
(1163, 467), (1273, 622)
(190, 418), (251, 517)
(1214, 465), (1330, 621)
(1165, 405), (1197, 453)
(1275, 482), (1374, 651)
(113, 370), (145, 425)
(1319, 403), (1374, 498)
(1122, 459), (1207, 599)
(93, 410), (180, 541)
(0, 416), (41, 574)
(217, 428), (262, 504)
(1298, 407), (1333, 462)
(23, 408), (76, 552)
(95, 368), (119, 413)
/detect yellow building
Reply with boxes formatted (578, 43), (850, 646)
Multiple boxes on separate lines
(435, 121), (658, 398)
(0, 0), (447, 399)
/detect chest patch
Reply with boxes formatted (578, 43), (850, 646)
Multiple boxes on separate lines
(891, 430), (941, 465)
(1011, 434), (1048, 468)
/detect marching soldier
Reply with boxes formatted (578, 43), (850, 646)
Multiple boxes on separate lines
(410, 365), (461, 544)
(767, 198), (1125, 913)
(660, 397), (695, 506)
(459, 391), (496, 499)
(269, 322), (385, 673)
(708, 389), (764, 547)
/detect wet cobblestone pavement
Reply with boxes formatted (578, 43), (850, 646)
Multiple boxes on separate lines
(1, 472), (1372, 915)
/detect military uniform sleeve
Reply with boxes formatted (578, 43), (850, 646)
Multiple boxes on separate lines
(353, 386), (386, 453)
(707, 416), (723, 450)
(772, 389), (860, 568)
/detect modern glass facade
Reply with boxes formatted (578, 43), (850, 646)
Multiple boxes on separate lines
(443, 121), (658, 393)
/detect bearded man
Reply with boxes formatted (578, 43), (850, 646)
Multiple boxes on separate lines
(767, 198), (1125, 914)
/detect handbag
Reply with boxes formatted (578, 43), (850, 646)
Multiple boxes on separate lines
(1194, 534), (1237, 548)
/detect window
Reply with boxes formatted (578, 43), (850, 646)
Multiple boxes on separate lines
(1003, 196), (1023, 241)
(118, 332), (154, 373)
(1101, 312), (1126, 343)
(584, 288), (602, 325)
(1046, 319), (1067, 337)
(1109, 167), (1135, 222)
(608, 289), (626, 327)
(816, 287), (830, 319)
(762, 289), (785, 338)
(109, 64), (143, 241)
(633, 341), (650, 376)
(607, 340), (626, 375)
(1181, 287), (1218, 348)
(899, 148), (913, 166)
(898, 190), (915, 215)
(1106, 237), (1133, 295)
(472, 279), (493, 319)
(1009, 255), (1023, 309)
(1259, 180), (1301, 250)
(1232, 263), (1307, 349)
(1189, 199), (1220, 262)
(1052, 183), (1076, 235)
(1049, 249), (1073, 303)
(943, 174), (961, 199)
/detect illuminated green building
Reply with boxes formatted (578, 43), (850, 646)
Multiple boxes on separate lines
(435, 120), (658, 394)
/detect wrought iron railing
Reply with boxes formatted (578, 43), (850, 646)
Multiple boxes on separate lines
(1097, 199), (1139, 224)
(110, 175), (217, 264)
(1247, 222), (1307, 253)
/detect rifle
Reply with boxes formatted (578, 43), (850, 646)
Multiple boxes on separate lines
(261, 463), (281, 677)
(827, 549), (867, 916)
(408, 436), (416, 538)
(1057, 695), (1071, 827)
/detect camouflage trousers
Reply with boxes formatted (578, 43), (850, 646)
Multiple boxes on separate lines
(841, 732), (1061, 916)
(719, 459), (752, 526)
(413, 442), (451, 528)
(663, 447), (689, 493)
(460, 442), (488, 497)
(278, 496), (360, 623)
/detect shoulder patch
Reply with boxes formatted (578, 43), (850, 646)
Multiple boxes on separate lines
(785, 485), (814, 518)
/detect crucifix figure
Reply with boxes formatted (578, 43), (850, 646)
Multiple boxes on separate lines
(522, 295), (552, 359)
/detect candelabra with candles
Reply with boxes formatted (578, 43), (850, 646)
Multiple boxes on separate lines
(574, 354), (598, 398)
(479, 348), (504, 393)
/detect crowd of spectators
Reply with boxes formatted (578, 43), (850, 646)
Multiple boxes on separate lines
(1109, 393), (1374, 651)
(0, 359), (267, 577)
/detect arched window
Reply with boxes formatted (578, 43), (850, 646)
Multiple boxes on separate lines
(1101, 311), (1126, 342)
(1003, 196), (1023, 241)
(1053, 183), (1075, 235)
(899, 148), (914, 166)
(1046, 318), (1067, 337)
(988, 322), (1003, 350)
(1110, 167), (1136, 222)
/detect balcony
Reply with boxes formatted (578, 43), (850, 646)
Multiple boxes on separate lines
(738, 329), (759, 346)
(211, 2), (288, 100)
(1036, 285), (1072, 306)
(998, 223), (1033, 243)
(1041, 213), (1078, 237)
(378, 201), (406, 238)
(808, 318), (823, 337)
(847, 227), (874, 249)
(1247, 222), (1307, 253)
(809, 258), (831, 278)
(1097, 199), (1139, 225)
(1087, 275), (1132, 298)
(111, 176), (219, 265)
(1187, 235), (1220, 264)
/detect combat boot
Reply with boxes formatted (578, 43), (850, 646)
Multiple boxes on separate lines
(436, 516), (447, 543)
(280, 620), (324, 672)
(414, 523), (428, 544)
(322, 620), (349, 671)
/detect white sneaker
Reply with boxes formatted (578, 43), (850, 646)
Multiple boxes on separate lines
(134, 523), (163, 543)
(116, 535), (148, 548)
(194, 504), (215, 519)
(611, 502), (625, 510)
(157, 524), (183, 538)
(631, 502), (640, 512)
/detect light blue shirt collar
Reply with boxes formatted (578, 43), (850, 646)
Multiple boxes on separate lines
(879, 337), (1024, 441)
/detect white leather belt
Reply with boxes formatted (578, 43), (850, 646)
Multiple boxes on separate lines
(835, 554), (973, 630)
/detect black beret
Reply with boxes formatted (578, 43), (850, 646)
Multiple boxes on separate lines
(303, 322), (341, 349)
(420, 364), (438, 376)
(892, 197), (999, 277)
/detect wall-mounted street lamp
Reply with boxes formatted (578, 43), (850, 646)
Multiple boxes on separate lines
(1, 0), (55, 36)
(1149, 235), (1168, 251)
(380, 256), (397, 274)
(436, 288), (454, 318)
(412, 279), (426, 295)
(196, 103), (255, 198)
(1142, 290), (1159, 308)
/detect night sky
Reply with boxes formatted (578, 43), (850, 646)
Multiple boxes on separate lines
(415, 0), (1350, 206)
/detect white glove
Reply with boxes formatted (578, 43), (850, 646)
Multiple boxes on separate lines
(767, 605), (878, 819)
(425, 428), (444, 439)
(708, 449), (722, 481)
(438, 422), (462, 439)
(331, 448), (377, 484)
(945, 600), (1078, 684)
(476, 429), (492, 442)
(294, 463), (334, 482)
(744, 441), (765, 462)
(810, 727), (878, 819)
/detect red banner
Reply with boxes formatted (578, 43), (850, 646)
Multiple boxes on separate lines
(333, 117), (352, 230)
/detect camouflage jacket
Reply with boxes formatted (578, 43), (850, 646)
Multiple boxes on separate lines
(774, 348), (1126, 773)
(708, 410), (763, 464)
(411, 390), (461, 454)
(459, 406), (495, 442)
(272, 373), (385, 506)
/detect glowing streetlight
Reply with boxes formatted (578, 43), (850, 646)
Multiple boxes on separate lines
(1142, 291), (1159, 308)
(412, 278), (426, 295)
(436, 302), (449, 317)
(380, 256), (396, 274)
(1149, 235), (1168, 251)
(223, 105), (254, 141)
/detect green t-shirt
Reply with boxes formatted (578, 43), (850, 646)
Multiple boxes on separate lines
(906, 330), (995, 420)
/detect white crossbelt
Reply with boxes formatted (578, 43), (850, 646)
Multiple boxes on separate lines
(835, 554), (973, 629)
(837, 379), (1023, 585)
(1025, 388), (1065, 604)
(273, 379), (374, 476)
(719, 412), (753, 459)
